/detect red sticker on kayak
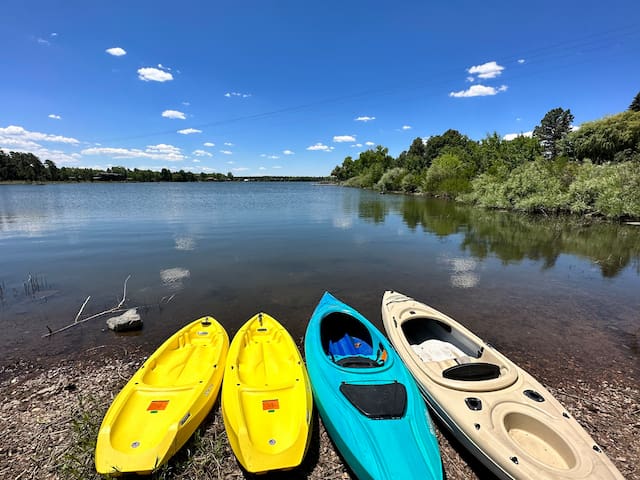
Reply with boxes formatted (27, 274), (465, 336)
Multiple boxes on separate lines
(262, 399), (279, 410)
(148, 400), (169, 411)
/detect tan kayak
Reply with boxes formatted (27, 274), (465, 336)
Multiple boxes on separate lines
(381, 290), (624, 480)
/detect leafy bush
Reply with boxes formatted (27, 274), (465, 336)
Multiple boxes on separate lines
(568, 161), (640, 218)
(375, 167), (407, 192)
(423, 153), (472, 197)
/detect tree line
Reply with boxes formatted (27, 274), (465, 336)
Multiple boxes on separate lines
(332, 91), (640, 219)
(0, 151), (232, 182)
(0, 152), (327, 183)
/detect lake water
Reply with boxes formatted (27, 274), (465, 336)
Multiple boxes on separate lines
(1, 183), (638, 376)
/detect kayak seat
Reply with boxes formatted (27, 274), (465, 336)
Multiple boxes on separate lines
(339, 382), (407, 419)
(329, 334), (373, 357)
(443, 362), (501, 381)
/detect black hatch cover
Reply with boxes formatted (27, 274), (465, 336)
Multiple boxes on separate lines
(339, 382), (407, 419)
(443, 362), (501, 381)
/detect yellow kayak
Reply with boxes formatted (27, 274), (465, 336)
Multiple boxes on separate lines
(95, 316), (229, 475)
(222, 312), (313, 473)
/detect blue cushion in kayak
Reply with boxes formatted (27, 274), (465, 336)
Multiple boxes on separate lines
(329, 334), (373, 358)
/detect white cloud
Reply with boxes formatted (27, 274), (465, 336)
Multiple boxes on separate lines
(224, 92), (251, 98)
(48, 114), (61, 120)
(50, 33), (58, 37)
(503, 131), (533, 141)
(0, 125), (79, 145)
(224, 142), (234, 146)
(137, 67), (173, 82)
(306, 143), (334, 152)
(518, 59), (525, 64)
(203, 142), (215, 147)
(351, 143), (363, 148)
(177, 128), (202, 135)
(37, 37), (50, 46)
(259, 167), (266, 171)
(106, 47), (127, 57)
(273, 165), (282, 169)
(333, 135), (356, 143)
(227, 161), (235, 164)
(182, 101), (190, 106)
(467, 61), (504, 79)
(355, 116), (376, 122)
(193, 149), (213, 157)
(401, 125), (412, 130)
(449, 84), (508, 98)
(162, 110), (186, 120)
(268, 155), (279, 159)
(365, 141), (375, 146)
(233, 167), (249, 172)
(283, 149), (294, 155)
(193, 159), (201, 163)
(466, 76), (475, 83)
(81, 143), (185, 162)
(220, 150), (233, 155)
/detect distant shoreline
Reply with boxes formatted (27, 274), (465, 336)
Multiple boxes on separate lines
(0, 177), (334, 185)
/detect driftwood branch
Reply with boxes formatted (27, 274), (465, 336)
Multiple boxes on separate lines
(42, 275), (132, 338)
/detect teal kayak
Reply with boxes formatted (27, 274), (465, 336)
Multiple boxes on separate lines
(304, 292), (443, 480)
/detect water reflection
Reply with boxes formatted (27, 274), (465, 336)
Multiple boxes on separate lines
(160, 267), (191, 290)
(359, 194), (640, 278)
(174, 236), (196, 251)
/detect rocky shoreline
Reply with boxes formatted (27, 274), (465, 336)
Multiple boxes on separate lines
(1, 346), (637, 480)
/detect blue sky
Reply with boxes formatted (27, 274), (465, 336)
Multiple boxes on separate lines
(1, 1), (638, 176)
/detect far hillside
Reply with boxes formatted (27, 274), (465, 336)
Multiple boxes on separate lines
(331, 92), (640, 219)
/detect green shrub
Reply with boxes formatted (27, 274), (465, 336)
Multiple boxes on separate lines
(375, 167), (407, 192)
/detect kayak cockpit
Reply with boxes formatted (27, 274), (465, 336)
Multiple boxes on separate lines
(401, 317), (518, 392)
(321, 312), (386, 368)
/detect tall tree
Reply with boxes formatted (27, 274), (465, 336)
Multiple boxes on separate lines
(630, 91), (640, 112)
(533, 107), (574, 159)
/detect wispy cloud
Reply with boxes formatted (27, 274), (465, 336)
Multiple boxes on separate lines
(503, 131), (533, 141)
(48, 114), (62, 120)
(224, 92), (251, 98)
(307, 143), (334, 152)
(233, 167), (249, 172)
(449, 85), (507, 98)
(106, 47), (127, 57)
(283, 150), (294, 155)
(0, 125), (79, 145)
(82, 144), (185, 162)
(220, 150), (233, 155)
(351, 143), (363, 148)
(401, 125), (412, 130)
(333, 135), (356, 143)
(224, 142), (234, 146)
(365, 141), (375, 146)
(355, 116), (376, 122)
(468, 61), (504, 79)
(137, 67), (173, 82)
(203, 142), (215, 147)
(36, 37), (50, 46)
(517, 59), (525, 64)
(0, 126), (81, 165)
(162, 110), (186, 120)
(177, 128), (202, 135)
(193, 149), (213, 157)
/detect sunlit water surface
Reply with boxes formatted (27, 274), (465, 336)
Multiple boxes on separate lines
(1, 183), (638, 376)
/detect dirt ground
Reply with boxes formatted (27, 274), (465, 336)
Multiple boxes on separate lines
(0, 345), (637, 480)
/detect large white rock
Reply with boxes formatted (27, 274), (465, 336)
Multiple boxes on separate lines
(107, 308), (142, 332)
